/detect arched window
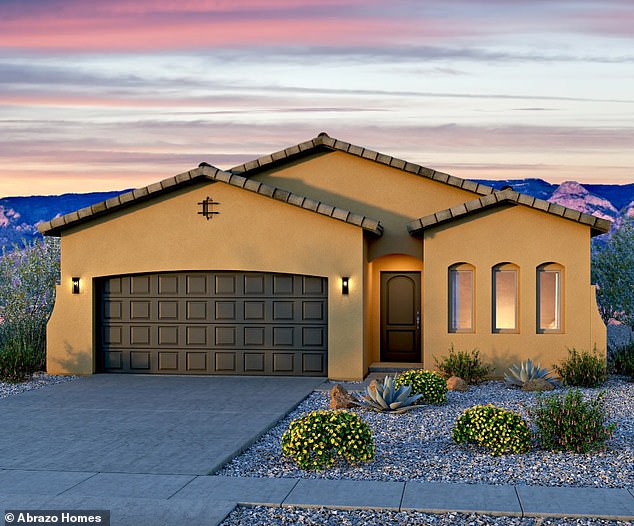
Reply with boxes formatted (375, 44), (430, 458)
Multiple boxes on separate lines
(492, 263), (519, 333)
(449, 263), (474, 333)
(537, 263), (564, 333)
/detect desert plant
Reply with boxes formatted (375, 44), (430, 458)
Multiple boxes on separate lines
(281, 410), (375, 470)
(530, 389), (616, 453)
(394, 369), (447, 404)
(353, 374), (422, 413)
(452, 404), (531, 456)
(504, 358), (556, 388)
(592, 217), (634, 330)
(0, 238), (60, 382)
(553, 347), (607, 388)
(0, 336), (42, 383)
(434, 345), (492, 384)
(611, 341), (634, 380)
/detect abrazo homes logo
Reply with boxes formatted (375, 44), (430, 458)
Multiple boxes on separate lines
(4, 510), (109, 525)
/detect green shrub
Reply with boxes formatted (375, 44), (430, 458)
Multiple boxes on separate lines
(530, 389), (616, 453)
(281, 410), (375, 470)
(0, 238), (59, 383)
(611, 341), (634, 380)
(452, 404), (531, 456)
(0, 335), (42, 383)
(434, 345), (492, 384)
(395, 369), (447, 404)
(554, 347), (607, 387)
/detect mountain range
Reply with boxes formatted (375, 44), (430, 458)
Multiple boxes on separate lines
(0, 178), (632, 251)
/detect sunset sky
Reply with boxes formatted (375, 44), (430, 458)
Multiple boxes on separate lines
(1, 0), (633, 197)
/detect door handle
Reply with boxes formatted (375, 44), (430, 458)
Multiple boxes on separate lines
(416, 310), (421, 331)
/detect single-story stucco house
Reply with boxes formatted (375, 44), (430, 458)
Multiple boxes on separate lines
(39, 133), (610, 380)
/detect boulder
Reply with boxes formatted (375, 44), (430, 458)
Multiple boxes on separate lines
(522, 378), (555, 392)
(447, 376), (468, 391)
(329, 384), (356, 409)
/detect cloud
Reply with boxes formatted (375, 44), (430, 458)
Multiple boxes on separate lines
(2, 0), (633, 57)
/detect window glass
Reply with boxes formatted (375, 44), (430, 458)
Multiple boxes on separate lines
(539, 270), (561, 331)
(494, 269), (517, 331)
(450, 268), (473, 332)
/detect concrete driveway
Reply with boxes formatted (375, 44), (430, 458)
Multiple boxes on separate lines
(0, 374), (323, 476)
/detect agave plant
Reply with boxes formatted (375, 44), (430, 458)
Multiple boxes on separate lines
(353, 375), (422, 413)
(504, 358), (556, 388)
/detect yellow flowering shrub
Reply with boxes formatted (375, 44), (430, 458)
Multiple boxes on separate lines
(452, 404), (531, 456)
(395, 369), (447, 404)
(281, 410), (375, 470)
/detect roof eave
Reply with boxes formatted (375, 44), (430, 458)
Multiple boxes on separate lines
(39, 163), (383, 237)
(38, 168), (209, 236)
(407, 190), (614, 237)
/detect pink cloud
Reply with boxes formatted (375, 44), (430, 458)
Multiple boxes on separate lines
(2, 0), (632, 54)
(0, 18), (413, 51)
(570, 9), (634, 37)
(0, 0), (475, 52)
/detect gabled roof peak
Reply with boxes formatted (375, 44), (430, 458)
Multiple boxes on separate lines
(407, 188), (611, 237)
(38, 163), (383, 237)
(230, 132), (497, 198)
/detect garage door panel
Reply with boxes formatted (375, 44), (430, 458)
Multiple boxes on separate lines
(273, 274), (294, 295)
(99, 271), (327, 376)
(103, 300), (122, 320)
(158, 326), (179, 345)
(214, 274), (236, 295)
(303, 276), (326, 295)
(214, 326), (236, 346)
(244, 352), (265, 372)
(158, 275), (179, 295)
(303, 353), (325, 373)
(130, 351), (151, 369)
(158, 351), (179, 371)
(104, 350), (123, 370)
(158, 301), (179, 320)
(130, 275), (151, 294)
(187, 351), (208, 371)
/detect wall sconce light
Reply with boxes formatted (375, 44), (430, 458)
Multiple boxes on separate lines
(72, 277), (80, 294)
(341, 277), (349, 295)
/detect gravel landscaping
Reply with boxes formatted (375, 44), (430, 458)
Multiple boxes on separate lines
(217, 378), (634, 489)
(220, 505), (633, 526)
(0, 372), (77, 398)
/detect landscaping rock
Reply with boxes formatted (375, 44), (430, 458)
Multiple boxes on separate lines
(218, 377), (634, 490)
(329, 383), (356, 409)
(522, 378), (555, 392)
(447, 376), (468, 391)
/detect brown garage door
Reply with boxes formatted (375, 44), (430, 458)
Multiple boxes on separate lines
(98, 271), (327, 376)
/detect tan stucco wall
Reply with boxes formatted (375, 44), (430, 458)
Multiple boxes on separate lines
(47, 180), (367, 380)
(47, 150), (606, 381)
(422, 204), (607, 376)
(253, 151), (477, 261)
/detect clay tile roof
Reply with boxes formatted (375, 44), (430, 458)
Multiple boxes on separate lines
(407, 189), (612, 237)
(229, 132), (498, 197)
(38, 163), (383, 237)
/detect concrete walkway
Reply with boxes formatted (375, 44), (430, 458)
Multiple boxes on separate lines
(1, 473), (632, 525)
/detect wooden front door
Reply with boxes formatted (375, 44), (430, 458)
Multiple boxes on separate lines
(380, 272), (421, 362)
